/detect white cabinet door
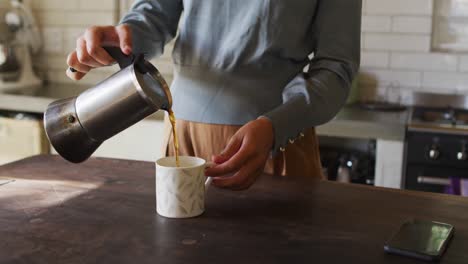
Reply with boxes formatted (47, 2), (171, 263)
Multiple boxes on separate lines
(0, 117), (49, 165)
(374, 139), (405, 189)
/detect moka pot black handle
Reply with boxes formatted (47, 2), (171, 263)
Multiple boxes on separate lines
(69, 46), (146, 72)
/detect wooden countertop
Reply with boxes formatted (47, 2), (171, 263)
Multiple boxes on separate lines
(0, 155), (467, 264)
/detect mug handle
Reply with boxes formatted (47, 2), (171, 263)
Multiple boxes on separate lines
(205, 161), (215, 191)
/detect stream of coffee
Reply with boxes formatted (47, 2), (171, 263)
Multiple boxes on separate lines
(168, 109), (180, 167)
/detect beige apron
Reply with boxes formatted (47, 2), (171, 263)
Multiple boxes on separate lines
(162, 117), (324, 179)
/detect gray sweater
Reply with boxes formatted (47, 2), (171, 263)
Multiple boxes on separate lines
(121, 0), (361, 154)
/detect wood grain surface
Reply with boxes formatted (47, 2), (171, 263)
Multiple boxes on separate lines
(0, 155), (467, 264)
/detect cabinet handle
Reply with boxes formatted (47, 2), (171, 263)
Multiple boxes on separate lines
(417, 176), (451, 186)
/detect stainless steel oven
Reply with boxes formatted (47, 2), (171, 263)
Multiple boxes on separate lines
(404, 93), (468, 195)
(405, 131), (468, 194)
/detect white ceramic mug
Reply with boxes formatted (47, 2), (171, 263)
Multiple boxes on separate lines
(155, 156), (213, 218)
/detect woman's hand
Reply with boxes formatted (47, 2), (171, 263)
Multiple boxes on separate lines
(205, 117), (274, 190)
(66, 24), (132, 81)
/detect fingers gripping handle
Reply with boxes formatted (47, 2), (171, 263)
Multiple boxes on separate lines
(103, 46), (135, 69)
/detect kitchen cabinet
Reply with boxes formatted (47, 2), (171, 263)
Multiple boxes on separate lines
(0, 116), (49, 165)
(317, 106), (408, 189)
(375, 139), (404, 188)
(318, 136), (405, 189)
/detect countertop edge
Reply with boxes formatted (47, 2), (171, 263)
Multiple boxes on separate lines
(0, 87), (407, 141)
(316, 119), (406, 141)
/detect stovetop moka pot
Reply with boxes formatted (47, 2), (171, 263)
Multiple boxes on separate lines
(44, 47), (172, 163)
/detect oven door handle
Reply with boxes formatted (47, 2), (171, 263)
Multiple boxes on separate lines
(417, 176), (451, 186)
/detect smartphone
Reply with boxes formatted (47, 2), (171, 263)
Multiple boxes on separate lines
(384, 219), (454, 262)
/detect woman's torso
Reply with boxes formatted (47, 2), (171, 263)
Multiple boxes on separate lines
(171, 0), (320, 124)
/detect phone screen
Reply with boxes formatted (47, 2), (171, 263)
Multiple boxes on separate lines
(385, 219), (454, 259)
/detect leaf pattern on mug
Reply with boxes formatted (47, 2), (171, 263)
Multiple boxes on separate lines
(178, 205), (188, 215)
(175, 193), (184, 203)
(188, 186), (197, 199)
(156, 165), (207, 218)
(181, 180), (193, 193)
(181, 169), (194, 178)
(189, 199), (195, 212)
(178, 179), (188, 191)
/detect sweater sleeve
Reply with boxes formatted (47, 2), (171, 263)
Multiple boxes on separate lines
(119, 0), (183, 58)
(261, 0), (362, 155)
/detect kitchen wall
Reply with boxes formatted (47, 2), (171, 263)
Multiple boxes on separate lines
(0, 0), (173, 86)
(4, 0), (468, 102)
(360, 0), (468, 103)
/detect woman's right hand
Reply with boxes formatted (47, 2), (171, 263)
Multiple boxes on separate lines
(66, 24), (132, 81)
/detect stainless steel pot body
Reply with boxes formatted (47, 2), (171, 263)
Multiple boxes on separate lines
(43, 97), (102, 163)
(44, 57), (171, 163)
(76, 63), (160, 141)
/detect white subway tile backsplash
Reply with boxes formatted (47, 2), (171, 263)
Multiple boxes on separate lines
(28, 0), (165, 86)
(459, 56), (468, 72)
(35, 55), (68, 71)
(358, 0), (468, 98)
(366, 0), (433, 15)
(63, 27), (86, 54)
(390, 53), (458, 71)
(35, 11), (67, 26)
(396, 88), (416, 105)
(361, 51), (390, 68)
(47, 69), (74, 84)
(362, 15), (391, 32)
(364, 33), (431, 52)
(36, 54), (119, 74)
(35, 11), (116, 27)
(47, 68), (113, 86)
(41, 27), (64, 54)
(65, 12), (116, 26)
(32, 0), (78, 10)
(361, 0), (468, 97)
(360, 69), (422, 88)
(422, 72), (468, 92)
(392, 16), (432, 34)
(79, 0), (117, 11)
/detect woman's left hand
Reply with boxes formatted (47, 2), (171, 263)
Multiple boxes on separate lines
(204, 117), (274, 190)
